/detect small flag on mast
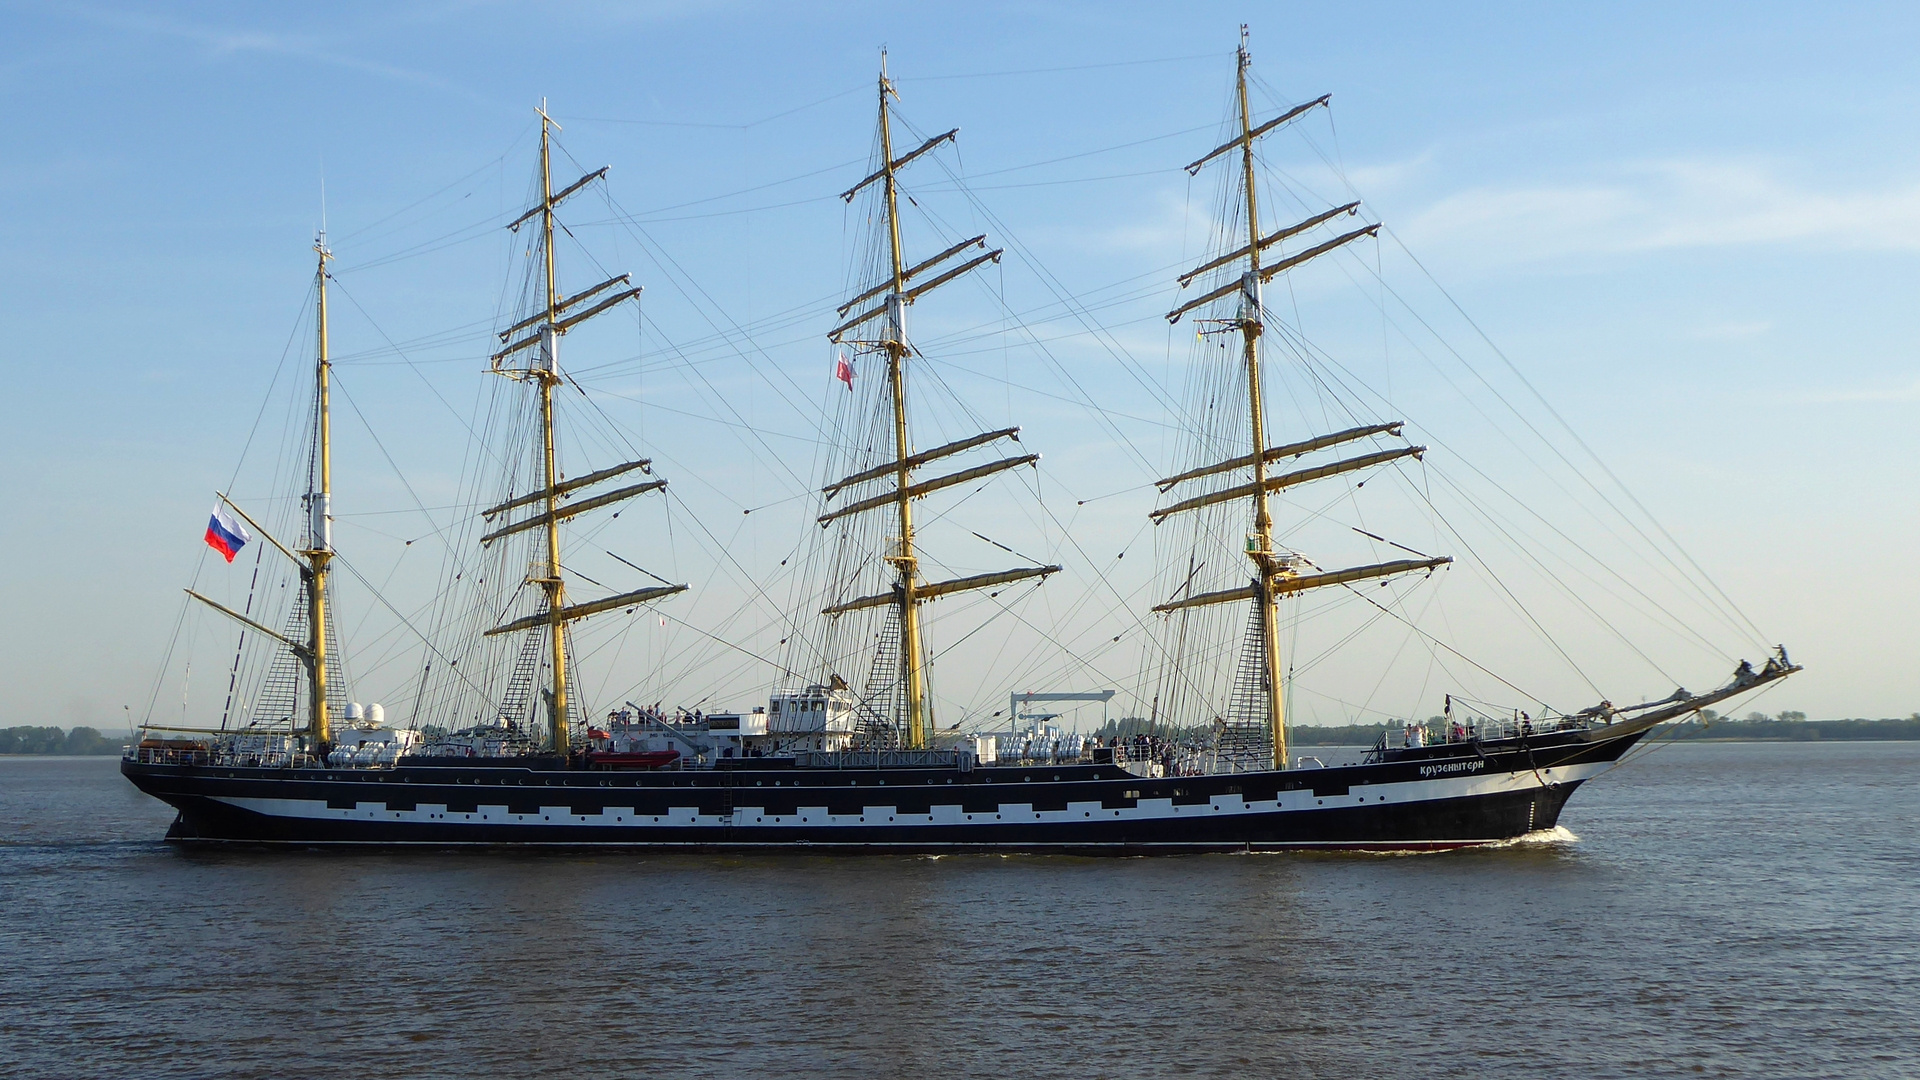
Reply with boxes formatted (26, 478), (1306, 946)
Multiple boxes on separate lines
(835, 352), (855, 390)
(204, 503), (252, 563)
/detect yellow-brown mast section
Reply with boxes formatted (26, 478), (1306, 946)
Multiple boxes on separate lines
(822, 60), (1050, 749)
(481, 103), (660, 751)
(876, 56), (931, 750)
(1230, 32), (1288, 771)
(1159, 29), (1439, 770)
(307, 235), (334, 749)
(536, 105), (574, 753)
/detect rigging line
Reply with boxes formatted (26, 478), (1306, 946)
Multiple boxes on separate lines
(337, 137), (526, 243)
(1353, 579), (1445, 721)
(642, 604), (799, 686)
(333, 214), (512, 275)
(918, 167), (1183, 193)
(1288, 331), (1735, 667)
(661, 485), (800, 638)
(1419, 465), (1703, 675)
(1268, 308), (1741, 657)
(331, 555), (498, 702)
(325, 277), (496, 455)
(578, 193), (837, 225)
(1365, 459), (1607, 701)
(1030, 482), (1170, 675)
(575, 84), (867, 130)
(969, 530), (1048, 567)
(905, 238), (1163, 473)
(897, 119), (1185, 428)
(604, 550), (675, 587)
(1313, 221), (1763, 645)
(901, 51), (1227, 81)
(326, 372), (477, 585)
(923, 579), (1052, 666)
(598, 207), (827, 488)
(911, 548), (1124, 696)
(577, 154), (863, 217)
(1335, 563), (1556, 710)
(922, 355), (1180, 431)
(579, 382), (829, 448)
(1383, 229), (1771, 645)
(932, 124), (1215, 181)
(225, 279), (316, 495)
(1612, 676), (1792, 775)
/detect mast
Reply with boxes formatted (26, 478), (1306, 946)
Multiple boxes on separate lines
(876, 55), (931, 750)
(1158, 27), (1448, 771)
(481, 103), (675, 753)
(822, 57), (1056, 751)
(307, 234), (334, 749)
(536, 105), (573, 753)
(1231, 30), (1288, 770)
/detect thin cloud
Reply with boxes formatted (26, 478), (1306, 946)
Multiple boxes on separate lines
(1688, 320), (1773, 340)
(1802, 378), (1920, 404)
(1400, 159), (1920, 265)
(67, 6), (494, 105)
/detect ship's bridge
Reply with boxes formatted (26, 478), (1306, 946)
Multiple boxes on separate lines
(768, 685), (859, 753)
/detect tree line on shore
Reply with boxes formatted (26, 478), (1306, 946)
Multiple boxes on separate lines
(1283, 710), (1920, 746)
(1074, 712), (1920, 746)
(6, 711), (1919, 755)
(0, 726), (127, 755)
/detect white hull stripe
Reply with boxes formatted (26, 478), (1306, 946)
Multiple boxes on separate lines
(210, 761), (1611, 829)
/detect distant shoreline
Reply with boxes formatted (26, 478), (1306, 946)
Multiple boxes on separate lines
(0, 727), (131, 756)
(1292, 716), (1920, 745)
(6, 717), (1916, 755)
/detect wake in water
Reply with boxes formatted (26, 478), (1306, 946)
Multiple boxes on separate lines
(1485, 825), (1580, 848)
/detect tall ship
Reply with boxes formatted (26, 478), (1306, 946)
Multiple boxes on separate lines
(123, 41), (1798, 851)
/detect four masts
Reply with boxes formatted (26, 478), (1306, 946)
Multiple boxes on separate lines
(197, 45), (1460, 770)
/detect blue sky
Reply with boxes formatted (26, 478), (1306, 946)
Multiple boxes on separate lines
(3, 1), (1917, 732)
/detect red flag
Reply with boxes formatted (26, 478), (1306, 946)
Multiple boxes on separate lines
(835, 353), (855, 390)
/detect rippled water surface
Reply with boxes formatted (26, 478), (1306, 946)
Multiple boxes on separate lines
(3, 742), (1916, 1078)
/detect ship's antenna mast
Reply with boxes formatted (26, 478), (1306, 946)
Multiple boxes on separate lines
(1231, 27), (1288, 771)
(876, 52), (932, 750)
(307, 232), (334, 750)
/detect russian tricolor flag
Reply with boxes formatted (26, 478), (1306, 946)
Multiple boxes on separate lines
(205, 504), (251, 563)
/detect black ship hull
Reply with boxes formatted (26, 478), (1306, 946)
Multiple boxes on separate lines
(122, 720), (1651, 853)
